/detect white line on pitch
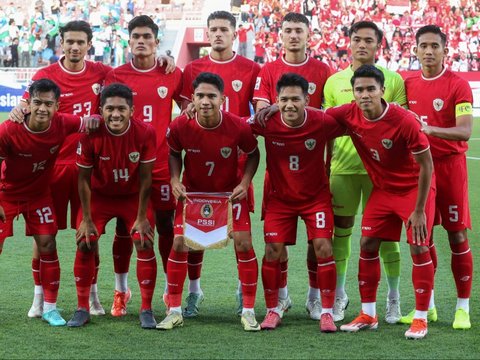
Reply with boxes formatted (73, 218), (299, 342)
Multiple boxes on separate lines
(467, 156), (480, 160)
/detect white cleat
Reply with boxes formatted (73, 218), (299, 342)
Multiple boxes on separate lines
(385, 298), (401, 324)
(89, 300), (106, 316)
(333, 295), (349, 322)
(305, 299), (322, 320)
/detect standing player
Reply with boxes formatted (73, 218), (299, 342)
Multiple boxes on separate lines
(323, 21), (406, 323)
(402, 25), (473, 330)
(157, 72), (260, 331)
(327, 65), (435, 340)
(180, 10), (261, 317)
(104, 15), (183, 317)
(9, 20), (111, 318)
(68, 83), (158, 329)
(0, 79), (97, 326)
(253, 12), (331, 320)
(250, 73), (343, 332)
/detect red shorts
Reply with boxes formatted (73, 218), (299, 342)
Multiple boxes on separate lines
(76, 193), (155, 242)
(150, 178), (176, 211)
(50, 163), (80, 230)
(174, 197), (251, 236)
(433, 154), (471, 231)
(0, 194), (58, 245)
(361, 187), (436, 245)
(264, 194), (334, 244)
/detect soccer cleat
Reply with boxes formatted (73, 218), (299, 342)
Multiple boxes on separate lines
(28, 303), (43, 318)
(405, 318), (428, 339)
(453, 309), (471, 330)
(278, 296), (292, 313)
(110, 288), (131, 317)
(140, 309), (157, 329)
(236, 291), (243, 317)
(156, 311), (184, 330)
(333, 295), (349, 322)
(241, 311), (260, 332)
(260, 311), (282, 330)
(305, 299), (322, 321)
(42, 309), (67, 326)
(340, 311), (378, 332)
(399, 307), (437, 324)
(320, 313), (337, 333)
(385, 299), (401, 324)
(67, 309), (90, 327)
(89, 300), (106, 316)
(183, 292), (204, 318)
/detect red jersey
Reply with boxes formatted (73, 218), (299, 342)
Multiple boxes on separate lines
(253, 55), (331, 108)
(405, 68), (473, 159)
(0, 113), (82, 201)
(104, 60), (183, 181)
(167, 111), (258, 192)
(181, 53), (261, 117)
(327, 102), (431, 194)
(23, 57), (111, 165)
(250, 108), (345, 203)
(76, 119), (157, 197)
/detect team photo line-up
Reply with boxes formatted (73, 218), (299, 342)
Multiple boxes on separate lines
(0, 10), (473, 340)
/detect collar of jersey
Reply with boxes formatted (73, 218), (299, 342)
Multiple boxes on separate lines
(421, 66), (446, 81)
(195, 111), (223, 130)
(281, 54), (309, 67)
(281, 109), (307, 128)
(363, 100), (390, 122)
(105, 120), (131, 136)
(23, 118), (52, 134)
(130, 59), (157, 73)
(58, 56), (87, 75)
(208, 52), (237, 64)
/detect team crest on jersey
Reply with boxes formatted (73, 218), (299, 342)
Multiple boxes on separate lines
(305, 138), (316, 150)
(232, 80), (243, 92)
(157, 86), (168, 99)
(382, 139), (393, 149)
(308, 82), (316, 95)
(200, 203), (213, 218)
(433, 98), (444, 111)
(92, 83), (101, 95)
(129, 152), (140, 163)
(50, 145), (59, 154)
(221, 147), (232, 158)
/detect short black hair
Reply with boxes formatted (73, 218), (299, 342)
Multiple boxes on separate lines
(193, 72), (224, 93)
(276, 73), (309, 96)
(128, 15), (159, 38)
(207, 11), (236, 29)
(282, 12), (310, 27)
(100, 83), (134, 107)
(349, 21), (383, 43)
(29, 78), (61, 100)
(415, 25), (447, 47)
(60, 20), (93, 42)
(350, 64), (385, 88)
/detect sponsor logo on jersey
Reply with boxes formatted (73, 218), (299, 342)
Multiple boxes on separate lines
(187, 148), (200, 153)
(129, 151), (140, 163)
(433, 98), (444, 111)
(76, 143), (82, 155)
(272, 141), (285, 146)
(18, 153), (32, 157)
(221, 147), (232, 158)
(200, 203), (213, 218)
(409, 100), (417, 105)
(92, 83), (101, 95)
(308, 82), (316, 95)
(99, 156), (110, 161)
(157, 86), (168, 99)
(305, 138), (316, 150)
(254, 77), (261, 90)
(232, 80), (243, 92)
(381, 139), (393, 149)
(50, 145), (59, 154)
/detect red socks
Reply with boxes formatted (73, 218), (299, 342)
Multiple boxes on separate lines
(73, 250), (95, 309)
(317, 256), (336, 308)
(450, 240), (473, 299)
(136, 248), (157, 311)
(279, 260), (288, 289)
(411, 251), (434, 311)
(187, 251), (204, 281)
(307, 260), (317, 288)
(236, 248), (258, 309)
(157, 227), (174, 274)
(32, 258), (41, 286)
(261, 257), (280, 309)
(358, 250), (380, 303)
(40, 251), (61, 304)
(112, 232), (133, 274)
(167, 250), (188, 307)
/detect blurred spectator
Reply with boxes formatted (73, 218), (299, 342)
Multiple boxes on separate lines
(238, 22), (253, 57)
(9, 37), (18, 67)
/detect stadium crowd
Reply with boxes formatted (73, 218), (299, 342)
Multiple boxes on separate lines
(239, 0), (480, 71)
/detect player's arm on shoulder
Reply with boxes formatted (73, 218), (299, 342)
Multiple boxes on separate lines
(408, 147), (434, 246)
(158, 54), (176, 74)
(76, 166), (98, 248)
(8, 99), (29, 123)
(231, 147), (260, 202)
(132, 161), (155, 246)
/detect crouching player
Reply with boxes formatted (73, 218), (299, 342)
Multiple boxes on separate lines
(68, 83), (158, 329)
(326, 65), (436, 340)
(157, 72), (261, 331)
(250, 73), (342, 332)
(0, 78), (98, 326)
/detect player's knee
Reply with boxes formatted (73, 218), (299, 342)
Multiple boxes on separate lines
(134, 239), (154, 251)
(409, 244), (429, 256)
(264, 243), (283, 261)
(360, 236), (381, 252)
(233, 231), (252, 251)
(172, 236), (186, 251)
(334, 215), (355, 229)
(36, 236), (57, 253)
(447, 230), (467, 244)
(312, 238), (333, 258)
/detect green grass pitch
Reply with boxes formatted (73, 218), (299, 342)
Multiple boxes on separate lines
(0, 113), (478, 359)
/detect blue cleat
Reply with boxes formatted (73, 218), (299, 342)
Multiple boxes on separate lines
(42, 309), (67, 326)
